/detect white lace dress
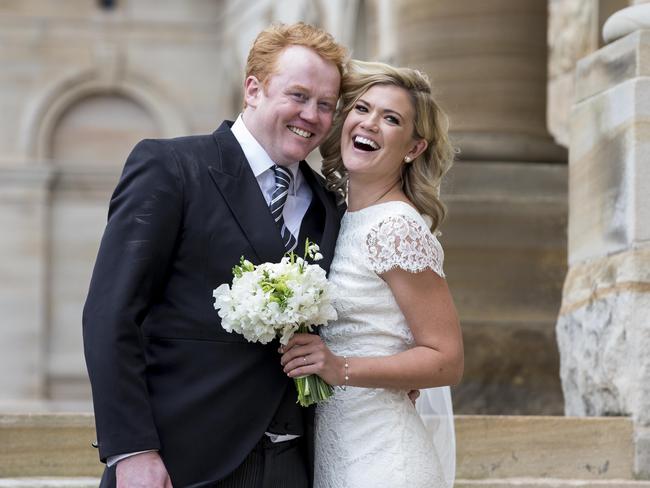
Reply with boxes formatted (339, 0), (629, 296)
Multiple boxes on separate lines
(314, 201), (448, 488)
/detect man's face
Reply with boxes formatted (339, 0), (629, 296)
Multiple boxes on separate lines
(243, 45), (341, 165)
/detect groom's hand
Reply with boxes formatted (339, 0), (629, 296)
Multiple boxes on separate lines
(116, 451), (173, 488)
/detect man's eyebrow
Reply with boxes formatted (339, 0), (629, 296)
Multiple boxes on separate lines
(285, 84), (337, 101)
(286, 84), (308, 92)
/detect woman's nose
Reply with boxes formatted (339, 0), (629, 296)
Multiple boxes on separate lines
(360, 116), (379, 132)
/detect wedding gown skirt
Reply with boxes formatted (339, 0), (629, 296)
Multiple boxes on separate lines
(314, 201), (451, 488)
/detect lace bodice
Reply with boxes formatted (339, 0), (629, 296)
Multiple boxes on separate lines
(321, 201), (444, 358)
(314, 201), (448, 488)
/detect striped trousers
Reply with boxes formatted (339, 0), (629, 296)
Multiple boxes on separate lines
(213, 436), (309, 488)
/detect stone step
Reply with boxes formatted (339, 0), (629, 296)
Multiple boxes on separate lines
(0, 414), (639, 481)
(455, 479), (650, 488)
(0, 479), (99, 488)
(0, 414), (101, 478)
(454, 416), (635, 480)
(1, 479), (649, 488)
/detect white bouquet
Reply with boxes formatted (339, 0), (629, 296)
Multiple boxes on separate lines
(213, 240), (338, 406)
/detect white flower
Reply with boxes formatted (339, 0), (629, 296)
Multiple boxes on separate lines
(212, 249), (337, 346)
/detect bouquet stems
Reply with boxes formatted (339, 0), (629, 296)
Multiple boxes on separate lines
(293, 324), (334, 407)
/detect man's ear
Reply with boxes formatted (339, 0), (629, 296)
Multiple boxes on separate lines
(244, 76), (262, 109)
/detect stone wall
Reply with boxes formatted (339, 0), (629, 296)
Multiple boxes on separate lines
(0, 0), (229, 408)
(556, 24), (650, 476)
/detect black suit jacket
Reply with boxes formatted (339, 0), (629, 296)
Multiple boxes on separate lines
(82, 121), (341, 487)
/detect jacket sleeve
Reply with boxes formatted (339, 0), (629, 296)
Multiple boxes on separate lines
(82, 139), (184, 462)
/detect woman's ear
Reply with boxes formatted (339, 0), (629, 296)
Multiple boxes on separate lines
(406, 139), (428, 162)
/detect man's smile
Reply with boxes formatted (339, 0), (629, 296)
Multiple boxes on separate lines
(288, 125), (314, 139)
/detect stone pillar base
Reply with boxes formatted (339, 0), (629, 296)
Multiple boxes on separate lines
(636, 426), (650, 479)
(557, 247), (650, 426)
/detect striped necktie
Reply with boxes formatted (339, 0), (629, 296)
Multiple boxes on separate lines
(269, 165), (298, 252)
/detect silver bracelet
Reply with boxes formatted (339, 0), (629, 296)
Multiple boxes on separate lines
(342, 356), (349, 390)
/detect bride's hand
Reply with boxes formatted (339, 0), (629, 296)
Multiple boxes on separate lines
(279, 333), (345, 386)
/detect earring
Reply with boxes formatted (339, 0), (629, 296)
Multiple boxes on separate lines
(404, 156), (412, 163)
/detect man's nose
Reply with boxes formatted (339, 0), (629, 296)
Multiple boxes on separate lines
(300, 101), (318, 123)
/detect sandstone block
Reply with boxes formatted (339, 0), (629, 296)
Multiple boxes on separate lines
(0, 414), (102, 478)
(569, 77), (650, 264)
(455, 416), (634, 480)
(574, 30), (650, 105)
(557, 248), (650, 425)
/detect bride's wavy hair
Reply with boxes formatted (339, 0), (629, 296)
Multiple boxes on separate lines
(320, 60), (455, 232)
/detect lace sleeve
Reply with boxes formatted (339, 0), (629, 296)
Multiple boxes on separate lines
(365, 214), (445, 277)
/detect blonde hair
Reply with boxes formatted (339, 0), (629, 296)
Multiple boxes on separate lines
(320, 59), (455, 232)
(244, 22), (348, 106)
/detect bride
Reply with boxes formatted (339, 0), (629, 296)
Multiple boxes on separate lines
(280, 59), (463, 488)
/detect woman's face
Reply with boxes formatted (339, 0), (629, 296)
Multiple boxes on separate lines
(341, 84), (426, 181)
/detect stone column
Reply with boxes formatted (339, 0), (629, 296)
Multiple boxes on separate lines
(387, 0), (568, 415)
(0, 164), (53, 409)
(556, 4), (650, 478)
(396, 0), (566, 162)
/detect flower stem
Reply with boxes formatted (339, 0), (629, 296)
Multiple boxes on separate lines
(293, 324), (334, 407)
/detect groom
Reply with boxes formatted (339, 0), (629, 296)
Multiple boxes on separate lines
(82, 22), (347, 488)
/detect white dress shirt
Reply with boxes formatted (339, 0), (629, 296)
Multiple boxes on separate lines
(107, 117), (312, 467)
(231, 114), (312, 239)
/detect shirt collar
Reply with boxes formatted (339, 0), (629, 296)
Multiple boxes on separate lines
(231, 114), (301, 181)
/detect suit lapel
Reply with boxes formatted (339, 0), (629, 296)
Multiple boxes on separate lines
(299, 161), (340, 273)
(206, 122), (341, 268)
(207, 122), (286, 264)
